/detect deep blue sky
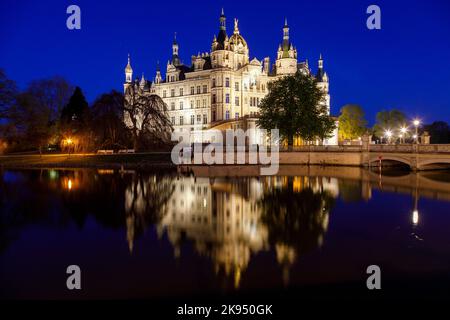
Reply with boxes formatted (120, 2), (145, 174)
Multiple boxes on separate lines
(1, 0), (449, 124)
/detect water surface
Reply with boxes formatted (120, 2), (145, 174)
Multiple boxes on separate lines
(1, 167), (450, 300)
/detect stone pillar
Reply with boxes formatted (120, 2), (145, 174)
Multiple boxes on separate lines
(361, 133), (371, 167)
(421, 131), (430, 144)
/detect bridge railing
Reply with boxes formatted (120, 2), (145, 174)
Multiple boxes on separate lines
(277, 144), (450, 153)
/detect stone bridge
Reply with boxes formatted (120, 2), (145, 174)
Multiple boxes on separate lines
(179, 143), (450, 171)
(260, 143), (450, 171)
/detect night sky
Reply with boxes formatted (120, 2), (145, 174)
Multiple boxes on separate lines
(1, 0), (449, 124)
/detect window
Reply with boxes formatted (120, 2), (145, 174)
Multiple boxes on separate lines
(257, 97), (260, 106)
(180, 88), (184, 96)
(179, 101), (183, 110)
(197, 115), (201, 123)
(171, 102), (175, 110)
(235, 96), (239, 106)
(171, 89), (175, 97)
(225, 77), (230, 87)
(235, 112), (239, 119)
(180, 116), (184, 125)
(190, 100), (194, 108)
(197, 86), (201, 94)
(202, 85), (207, 93)
(212, 110), (216, 121)
(225, 110), (230, 120)
(202, 99), (206, 108)
(212, 78), (216, 88)
(225, 93), (230, 104)
(190, 115), (195, 125)
(261, 84), (265, 91)
(212, 94), (216, 104)
(203, 114), (207, 124)
(235, 82), (239, 91)
(190, 86), (194, 95)
(171, 117), (175, 124)
(163, 90), (167, 98)
(196, 100), (200, 108)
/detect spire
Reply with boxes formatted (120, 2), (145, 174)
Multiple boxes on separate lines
(283, 18), (289, 40)
(220, 8), (226, 31)
(125, 53), (133, 83)
(316, 54), (325, 81)
(156, 60), (160, 72)
(125, 53), (133, 72)
(172, 33), (180, 66)
(234, 18), (239, 34)
(140, 73), (146, 87)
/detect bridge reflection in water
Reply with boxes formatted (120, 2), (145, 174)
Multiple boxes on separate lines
(122, 166), (450, 288)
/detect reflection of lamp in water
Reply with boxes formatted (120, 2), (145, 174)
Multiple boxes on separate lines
(412, 210), (419, 225)
(67, 179), (73, 190)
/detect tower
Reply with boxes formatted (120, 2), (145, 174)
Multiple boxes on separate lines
(275, 19), (297, 76)
(171, 33), (181, 66)
(316, 54), (330, 115)
(154, 61), (162, 84)
(124, 54), (133, 92)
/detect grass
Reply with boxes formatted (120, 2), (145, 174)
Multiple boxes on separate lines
(0, 152), (175, 169)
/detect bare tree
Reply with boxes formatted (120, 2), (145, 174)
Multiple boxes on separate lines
(123, 85), (173, 150)
(0, 69), (17, 119)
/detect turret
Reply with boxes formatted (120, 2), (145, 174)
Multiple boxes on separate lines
(275, 19), (297, 76)
(171, 33), (181, 66)
(125, 54), (133, 83)
(139, 73), (146, 89)
(154, 61), (162, 84)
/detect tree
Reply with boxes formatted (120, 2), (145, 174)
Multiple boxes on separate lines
(27, 76), (73, 121)
(60, 87), (92, 151)
(423, 121), (450, 144)
(60, 86), (89, 127)
(8, 92), (56, 154)
(91, 90), (130, 149)
(123, 85), (172, 150)
(373, 109), (407, 139)
(0, 69), (18, 119)
(5, 77), (72, 153)
(257, 71), (335, 147)
(338, 104), (367, 140)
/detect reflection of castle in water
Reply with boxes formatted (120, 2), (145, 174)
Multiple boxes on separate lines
(134, 175), (339, 288)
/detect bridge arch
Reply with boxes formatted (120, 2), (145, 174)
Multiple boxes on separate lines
(368, 155), (412, 168)
(417, 158), (450, 170)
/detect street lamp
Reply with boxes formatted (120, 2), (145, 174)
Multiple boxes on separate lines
(413, 119), (420, 144)
(400, 127), (407, 144)
(384, 130), (392, 144)
(66, 138), (73, 156)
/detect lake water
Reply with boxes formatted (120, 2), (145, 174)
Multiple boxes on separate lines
(1, 167), (450, 300)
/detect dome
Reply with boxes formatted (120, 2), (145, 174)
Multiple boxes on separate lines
(229, 19), (248, 52)
(125, 54), (133, 73)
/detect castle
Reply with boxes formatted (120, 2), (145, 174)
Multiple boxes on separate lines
(124, 9), (338, 145)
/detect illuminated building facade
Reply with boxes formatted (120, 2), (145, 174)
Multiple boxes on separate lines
(123, 9), (338, 145)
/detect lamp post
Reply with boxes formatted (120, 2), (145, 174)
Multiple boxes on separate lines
(413, 119), (420, 144)
(384, 130), (392, 144)
(66, 138), (73, 157)
(400, 127), (407, 144)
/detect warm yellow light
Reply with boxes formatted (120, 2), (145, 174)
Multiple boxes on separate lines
(66, 138), (73, 145)
(400, 127), (407, 134)
(385, 130), (392, 138)
(412, 210), (419, 225)
(68, 179), (73, 190)
(413, 119), (420, 126)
